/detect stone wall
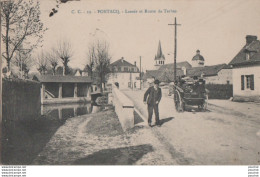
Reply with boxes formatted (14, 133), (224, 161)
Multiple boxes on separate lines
(112, 85), (134, 131)
(2, 78), (41, 121)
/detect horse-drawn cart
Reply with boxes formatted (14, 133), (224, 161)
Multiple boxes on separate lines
(173, 77), (208, 112)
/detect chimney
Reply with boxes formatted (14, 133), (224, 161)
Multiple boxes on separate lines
(246, 35), (257, 45)
(121, 57), (124, 62)
(134, 61), (136, 66)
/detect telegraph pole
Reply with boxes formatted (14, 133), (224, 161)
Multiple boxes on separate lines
(139, 56), (142, 90)
(168, 17), (181, 82)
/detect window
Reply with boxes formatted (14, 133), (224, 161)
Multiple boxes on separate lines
(246, 53), (250, 60)
(241, 75), (254, 90)
(118, 67), (121, 71)
(124, 67), (128, 72)
(131, 68), (134, 72)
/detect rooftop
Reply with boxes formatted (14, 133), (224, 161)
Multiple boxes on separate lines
(186, 63), (230, 77)
(229, 36), (260, 67)
(143, 69), (184, 82)
(158, 61), (192, 71)
(110, 58), (137, 67)
(35, 75), (92, 83)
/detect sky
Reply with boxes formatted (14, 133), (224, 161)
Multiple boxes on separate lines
(35, 0), (260, 71)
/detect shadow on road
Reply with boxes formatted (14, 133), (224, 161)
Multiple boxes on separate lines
(73, 144), (153, 165)
(160, 117), (174, 125)
(183, 105), (211, 113)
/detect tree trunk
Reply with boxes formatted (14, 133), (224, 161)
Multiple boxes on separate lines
(7, 60), (11, 72)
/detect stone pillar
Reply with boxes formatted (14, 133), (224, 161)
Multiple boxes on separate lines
(73, 107), (77, 117)
(41, 83), (45, 104)
(74, 83), (77, 98)
(58, 83), (62, 99)
(58, 108), (62, 120)
(87, 85), (91, 98)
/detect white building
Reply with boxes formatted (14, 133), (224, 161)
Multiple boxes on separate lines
(229, 35), (260, 102)
(192, 50), (205, 67)
(107, 57), (141, 90)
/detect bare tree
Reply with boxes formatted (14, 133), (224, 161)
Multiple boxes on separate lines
(46, 48), (59, 75)
(94, 40), (111, 93)
(55, 39), (73, 75)
(1, 0), (47, 72)
(85, 44), (96, 79)
(35, 51), (48, 75)
(12, 47), (33, 78)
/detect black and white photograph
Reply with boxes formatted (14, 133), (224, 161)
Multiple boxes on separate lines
(0, 0), (259, 175)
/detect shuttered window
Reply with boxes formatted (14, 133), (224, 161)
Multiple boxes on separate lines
(241, 75), (244, 90)
(250, 75), (254, 90)
(242, 74), (254, 91)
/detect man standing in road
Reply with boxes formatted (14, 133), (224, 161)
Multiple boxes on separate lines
(143, 79), (162, 127)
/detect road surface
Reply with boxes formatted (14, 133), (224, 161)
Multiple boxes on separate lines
(123, 89), (260, 165)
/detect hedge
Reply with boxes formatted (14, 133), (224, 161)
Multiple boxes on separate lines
(205, 84), (233, 99)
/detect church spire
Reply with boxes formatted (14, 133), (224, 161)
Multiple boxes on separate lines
(157, 40), (162, 58)
(155, 40), (165, 60)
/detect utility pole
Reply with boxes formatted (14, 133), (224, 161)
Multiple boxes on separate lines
(139, 56), (142, 90)
(168, 17), (181, 82)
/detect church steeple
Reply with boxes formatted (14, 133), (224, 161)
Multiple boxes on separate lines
(155, 40), (165, 60)
(154, 40), (165, 70)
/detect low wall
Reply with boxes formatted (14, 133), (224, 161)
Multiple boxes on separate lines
(2, 78), (41, 121)
(112, 85), (134, 131)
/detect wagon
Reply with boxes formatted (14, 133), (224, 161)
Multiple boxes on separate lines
(173, 77), (208, 112)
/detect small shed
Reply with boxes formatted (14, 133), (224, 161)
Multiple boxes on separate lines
(35, 75), (92, 104)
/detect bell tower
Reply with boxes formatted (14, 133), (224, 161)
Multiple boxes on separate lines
(154, 40), (165, 70)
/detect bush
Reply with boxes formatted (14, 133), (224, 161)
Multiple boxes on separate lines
(205, 84), (233, 99)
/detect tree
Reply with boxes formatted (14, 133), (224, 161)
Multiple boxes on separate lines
(54, 39), (73, 75)
(1, 0), (47, 72)
(93, 40), (111, 93)
(12, 47), (33, 78)
(45, 48), (59, 75)
(35, 51), (48, 75)
(85, 44), (96, 79)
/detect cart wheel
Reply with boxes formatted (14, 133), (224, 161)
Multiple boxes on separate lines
(202, 94), (208, 111)
(174, 90), (184, 112)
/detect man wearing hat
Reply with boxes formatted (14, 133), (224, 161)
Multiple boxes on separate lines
(143, 79), (162, 127)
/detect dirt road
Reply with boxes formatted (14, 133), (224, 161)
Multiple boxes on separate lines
(123, 89), (260, 165)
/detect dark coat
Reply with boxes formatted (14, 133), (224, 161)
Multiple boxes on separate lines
(143, 86), (162, 105)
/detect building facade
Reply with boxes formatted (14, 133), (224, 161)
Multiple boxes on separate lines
(108, 57), (140, 90)
(229, 35), (260, 102)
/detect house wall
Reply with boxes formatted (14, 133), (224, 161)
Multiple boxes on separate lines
(205, 69), (233, 84)
(232, 65), (260, 101)
(192, 60), (204, 67)
(107, 72), (140, 90)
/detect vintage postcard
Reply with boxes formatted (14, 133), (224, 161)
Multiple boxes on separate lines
(0, 0), (260, 172)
